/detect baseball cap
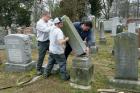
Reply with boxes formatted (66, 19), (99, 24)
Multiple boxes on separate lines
(53, 17), (62, 24)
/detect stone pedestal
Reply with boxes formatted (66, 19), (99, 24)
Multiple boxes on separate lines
(90, 45), (98, 54)
(5, 61), (36, 72)
(99, 38), (107, 44)
(70, 56), (94, 89)
(110, 77), (140, 85)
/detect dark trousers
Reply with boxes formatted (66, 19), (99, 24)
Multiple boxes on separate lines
(44, 53), (68, 79)
(64, 43), (72, 60)
(37, 40), (49, 71)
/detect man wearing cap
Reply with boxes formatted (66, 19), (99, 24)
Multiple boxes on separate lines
(65, 21), (93, 59)
(44, 17), (70, 80)
(36, 11), (53, 75)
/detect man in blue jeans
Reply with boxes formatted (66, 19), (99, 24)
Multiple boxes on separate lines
(65, 21), (93, 59)
(44, 17), (70, 80)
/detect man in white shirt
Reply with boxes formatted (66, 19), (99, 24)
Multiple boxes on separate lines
(36, 11), (52, 75)
(44, 17), (70, 80)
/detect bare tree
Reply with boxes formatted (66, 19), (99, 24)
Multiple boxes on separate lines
(101, 0), (114, 19)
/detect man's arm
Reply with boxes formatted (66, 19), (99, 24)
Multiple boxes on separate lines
(36, 22), (52, 32)
(58, 37), (69, 45)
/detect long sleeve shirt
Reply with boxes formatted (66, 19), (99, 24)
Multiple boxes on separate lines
(36, 19), (53, 42)
(73, 22), (92, 47)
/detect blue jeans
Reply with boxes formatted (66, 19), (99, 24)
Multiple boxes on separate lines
(44, 53), (69, 79)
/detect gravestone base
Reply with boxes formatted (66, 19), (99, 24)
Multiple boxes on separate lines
(0, 45), (5, 49)
(42, 64), (60, 74)
(90, 45), (98, 54)
(99, 38), (106, 44)
(70, 82), (91, 90)
(109, 77), (140, 86)
(5, 61), (36, 72)
(70, 56), (94, 87)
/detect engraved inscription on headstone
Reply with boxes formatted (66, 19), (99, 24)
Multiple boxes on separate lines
(114, 32), (138, 80)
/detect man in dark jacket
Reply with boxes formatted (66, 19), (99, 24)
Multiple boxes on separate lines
(65, 21), (93, 60)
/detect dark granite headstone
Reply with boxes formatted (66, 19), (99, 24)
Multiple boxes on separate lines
(114, 32), (138, 80)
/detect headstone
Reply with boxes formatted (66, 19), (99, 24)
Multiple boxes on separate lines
(4, 34), (35, 72)
(90, 17), (98, 54)
(112, 17), (120, 36)
(104, 20), (112, 32)
(114, 32), (138, 80)
(61, 15), (86, 55)
(116, 25), (123, 34)
(0, 27), (7, 49)
(128, 23), (136, 33)
(27, 34), (37, 49)
(70, 56), (94, 89)
(99, 21), (106, 44)
(11, 23), (17, 34)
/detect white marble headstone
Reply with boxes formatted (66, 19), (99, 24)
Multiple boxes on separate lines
(128, 23), (136, 33)
(112, 17), (120, 36)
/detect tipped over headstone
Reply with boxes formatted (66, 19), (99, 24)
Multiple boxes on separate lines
(4, 34), (35, 72)
(61, 15), (86, 55)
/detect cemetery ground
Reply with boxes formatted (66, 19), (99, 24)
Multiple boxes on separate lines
(0, 33), (140, 93)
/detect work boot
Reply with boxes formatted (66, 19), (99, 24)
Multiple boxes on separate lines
(36, 69), (43, 76)
(61, 74), (70, 81)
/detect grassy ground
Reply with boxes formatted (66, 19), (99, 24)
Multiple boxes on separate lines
(0, 33), (140, 93)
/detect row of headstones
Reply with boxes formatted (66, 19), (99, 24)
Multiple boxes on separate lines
(4, 16), (140, 89)
(3, 16), (94, 90)
(93, 17), (140, 85)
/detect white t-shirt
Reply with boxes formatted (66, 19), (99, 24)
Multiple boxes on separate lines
(49, 26), (65, 54)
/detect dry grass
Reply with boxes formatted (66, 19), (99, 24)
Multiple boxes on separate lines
(0, 33), (140, 93)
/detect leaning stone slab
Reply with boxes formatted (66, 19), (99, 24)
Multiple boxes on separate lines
(114, 32), (138, 80)
(61, 15), (86, 55)
(70, 56), (94, 89)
